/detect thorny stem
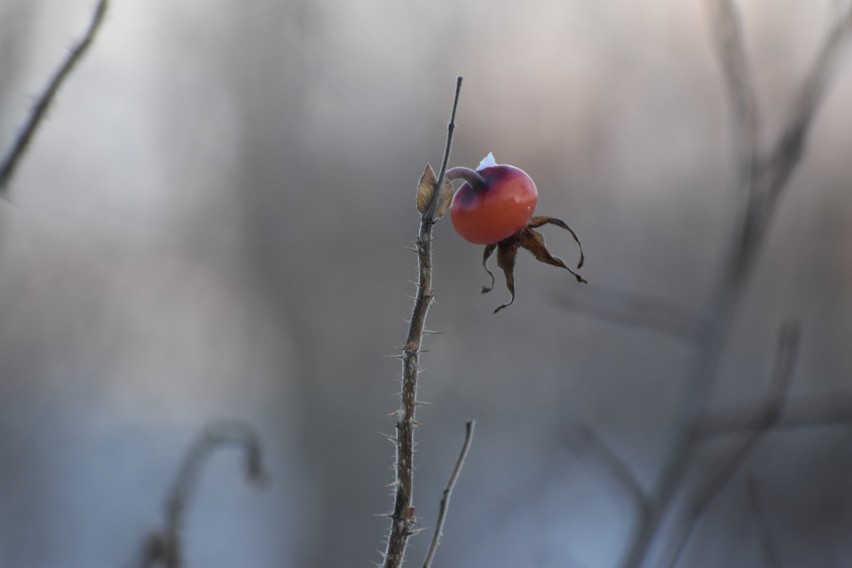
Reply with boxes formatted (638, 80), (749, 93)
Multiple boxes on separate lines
(0, 0), (110, 195)
(382, 77), (463, 568)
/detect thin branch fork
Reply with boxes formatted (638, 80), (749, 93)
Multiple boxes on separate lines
(382, 77), (464, 568)
(566, 422), (650, 519)
(0, 0), (109, 195)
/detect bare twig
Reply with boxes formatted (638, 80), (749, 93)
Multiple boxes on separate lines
(422, 420), (475, 568)
(0, 0), (109, 195)
(746, 473), (784, 568)
(136, 421), (266, 568)
(382, 76), (463, 568)
(428, 79), (463, 224)
(567, 422), (650, 519)
(662, 322), (800, 568)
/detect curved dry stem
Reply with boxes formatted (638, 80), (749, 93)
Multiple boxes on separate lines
(445, 166), (487, 190)
(136, 421), (266, 568)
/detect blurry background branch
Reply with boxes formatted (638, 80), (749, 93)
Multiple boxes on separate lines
(700, 393), (852, 434)
(619, 2), (852, 566)
(0, 0), (108, 195)
(555, 286), (707, 342)
(565, 422), (650, 521)
(734, 0), (852, 280)
(746, 473), (784, 568)
(662, 321), (800, 568)
(136, 421), (266, 568)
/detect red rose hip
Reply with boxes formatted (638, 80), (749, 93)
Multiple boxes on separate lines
(450, 162), (538, 245)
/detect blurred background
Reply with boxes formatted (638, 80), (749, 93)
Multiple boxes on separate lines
(1, 0), (851, 566)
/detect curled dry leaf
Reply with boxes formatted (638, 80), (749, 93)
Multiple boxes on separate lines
(482, 215), (586, 313)
(416, 163), (454, 220)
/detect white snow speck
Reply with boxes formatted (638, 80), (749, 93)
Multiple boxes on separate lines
(476, 152), (496, 170)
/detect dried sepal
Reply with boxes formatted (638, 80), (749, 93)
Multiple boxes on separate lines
(493, 240), (520, 313)
(480, 217), (587, 313)
(416, 163), (453, 220)
(481, 243), (497, 294)
(435, 176), (453, 220)
(528, 215), (585, 269)
(416, 164), (436, 214)
(517, 227), (586, 283)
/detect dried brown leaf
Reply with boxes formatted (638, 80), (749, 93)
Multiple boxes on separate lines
(434, 176), (453, 220)
(416, 164), (437, 214)
(416, 163), (454, 219)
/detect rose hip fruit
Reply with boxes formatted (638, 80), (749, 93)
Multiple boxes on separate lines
(450, 163), (538, 245)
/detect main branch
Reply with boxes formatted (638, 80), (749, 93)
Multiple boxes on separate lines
(382, 77), (463, 568)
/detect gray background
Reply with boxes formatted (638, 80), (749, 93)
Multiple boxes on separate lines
(1, 0), (851, 566)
